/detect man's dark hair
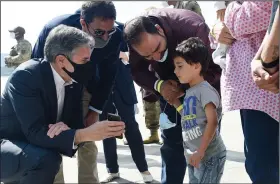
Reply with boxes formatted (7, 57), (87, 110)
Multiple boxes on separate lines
(174, 37), (209, 76)
(81, 1), (116, 23)
(124, 16), (158, 47)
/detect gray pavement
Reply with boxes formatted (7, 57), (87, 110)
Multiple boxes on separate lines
(62, 85), (251, 183)
(1, 77), (251, 183)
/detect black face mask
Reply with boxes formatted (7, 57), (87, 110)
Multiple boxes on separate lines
(61, 55), (93, 85)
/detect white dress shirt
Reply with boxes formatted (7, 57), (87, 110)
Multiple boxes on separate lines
(50, 63), (77, 150)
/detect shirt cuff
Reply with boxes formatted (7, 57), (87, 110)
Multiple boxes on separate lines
(134, 104), (139, 114)
(121, 59), (129, 65)
(125, 52), (129, 59)
(89, 106), (102, 114)
(73, 140), (78, 150)
(213, 1), (226, 11)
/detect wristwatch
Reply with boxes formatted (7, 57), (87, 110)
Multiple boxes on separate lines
(261, 57), (279, 68)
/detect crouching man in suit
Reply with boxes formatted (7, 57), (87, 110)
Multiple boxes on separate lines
(0, 25), (125, 184)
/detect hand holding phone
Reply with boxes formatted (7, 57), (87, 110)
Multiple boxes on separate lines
(107, 113), (123, 139)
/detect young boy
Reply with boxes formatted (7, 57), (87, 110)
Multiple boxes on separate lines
(173, 37), (227, 183)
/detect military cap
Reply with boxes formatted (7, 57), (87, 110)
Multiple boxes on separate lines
(9, 26), (25, 35)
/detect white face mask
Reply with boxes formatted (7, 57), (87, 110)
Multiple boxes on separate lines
(157, 48), (168, 62)
(10, 32), (15, 39)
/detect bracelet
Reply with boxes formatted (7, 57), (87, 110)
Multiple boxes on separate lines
(157, 80), (164, 92)
(260, 57), (279, 69)
(176, 104), (183, 112)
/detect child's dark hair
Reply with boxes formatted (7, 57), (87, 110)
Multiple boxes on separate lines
(174, 37), (209, 76)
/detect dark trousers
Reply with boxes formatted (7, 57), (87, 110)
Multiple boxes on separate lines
(101, 90), (148, 173)
(0, 139), (62, 184)
(240, 109), (279, 184)
(159, 97), (187, 184)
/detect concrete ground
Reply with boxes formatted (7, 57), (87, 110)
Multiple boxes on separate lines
(62, 85), (251, 183)
(1, 76), (251, 183)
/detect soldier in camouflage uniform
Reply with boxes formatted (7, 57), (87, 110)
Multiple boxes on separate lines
(167, 1), (203, 17)
(141, 88), (161, 144)
(5, 26), (32, 66)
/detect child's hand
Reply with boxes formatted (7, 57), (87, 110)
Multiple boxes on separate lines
(189, 151), (205, 168)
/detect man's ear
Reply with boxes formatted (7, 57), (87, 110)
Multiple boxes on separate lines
(155, 24), (164, 35)
(55, 55), (65, 65)
(80, 19), (87, 28)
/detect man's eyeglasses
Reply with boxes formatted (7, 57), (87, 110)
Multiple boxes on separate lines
(86, 23), (116, 37)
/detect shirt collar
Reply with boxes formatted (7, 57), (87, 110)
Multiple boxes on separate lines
(50, 63), (75, 87)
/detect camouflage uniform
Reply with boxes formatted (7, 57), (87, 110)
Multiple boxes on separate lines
(141, 88), (161, 144)
(5, 39), (32, 65)
(174, 1), (203, 17)
(143, 100), (160, 131)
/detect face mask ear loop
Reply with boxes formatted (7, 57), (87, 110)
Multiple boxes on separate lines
(163, 101), (168, 113)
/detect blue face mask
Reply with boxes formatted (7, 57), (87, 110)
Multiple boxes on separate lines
(159, 112), (176, 130)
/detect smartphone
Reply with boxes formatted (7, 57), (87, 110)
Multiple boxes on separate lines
(107, 113), (123, 139)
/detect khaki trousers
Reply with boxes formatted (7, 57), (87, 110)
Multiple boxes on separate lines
(54, 88), (99, 184)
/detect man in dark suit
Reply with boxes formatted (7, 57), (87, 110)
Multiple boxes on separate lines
(31, 2), (122, 183)
(99, 22), (153, 183)
(0, 25), (125, 184)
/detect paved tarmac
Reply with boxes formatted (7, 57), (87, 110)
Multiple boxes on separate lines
(1, 76), (251, 183)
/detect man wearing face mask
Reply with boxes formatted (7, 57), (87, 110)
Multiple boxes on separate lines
(5, 26), (32, 65)
(31, 1), (122, 183)
(124, 9), (221, 184)
(0, 25), (125, 184)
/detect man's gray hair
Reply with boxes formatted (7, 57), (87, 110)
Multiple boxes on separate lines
(44, 25), (94, 62)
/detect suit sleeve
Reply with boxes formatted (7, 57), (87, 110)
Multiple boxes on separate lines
(31, 26), (50, 59)
(117, 22), (129, 52)
(7, 70), (76, 157)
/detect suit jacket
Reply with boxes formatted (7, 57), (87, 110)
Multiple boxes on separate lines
(0, 59), (84, 157)
(112, 21), (137, 105)
(31, 9), (122, 112)
(114, 63), (138, 105)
